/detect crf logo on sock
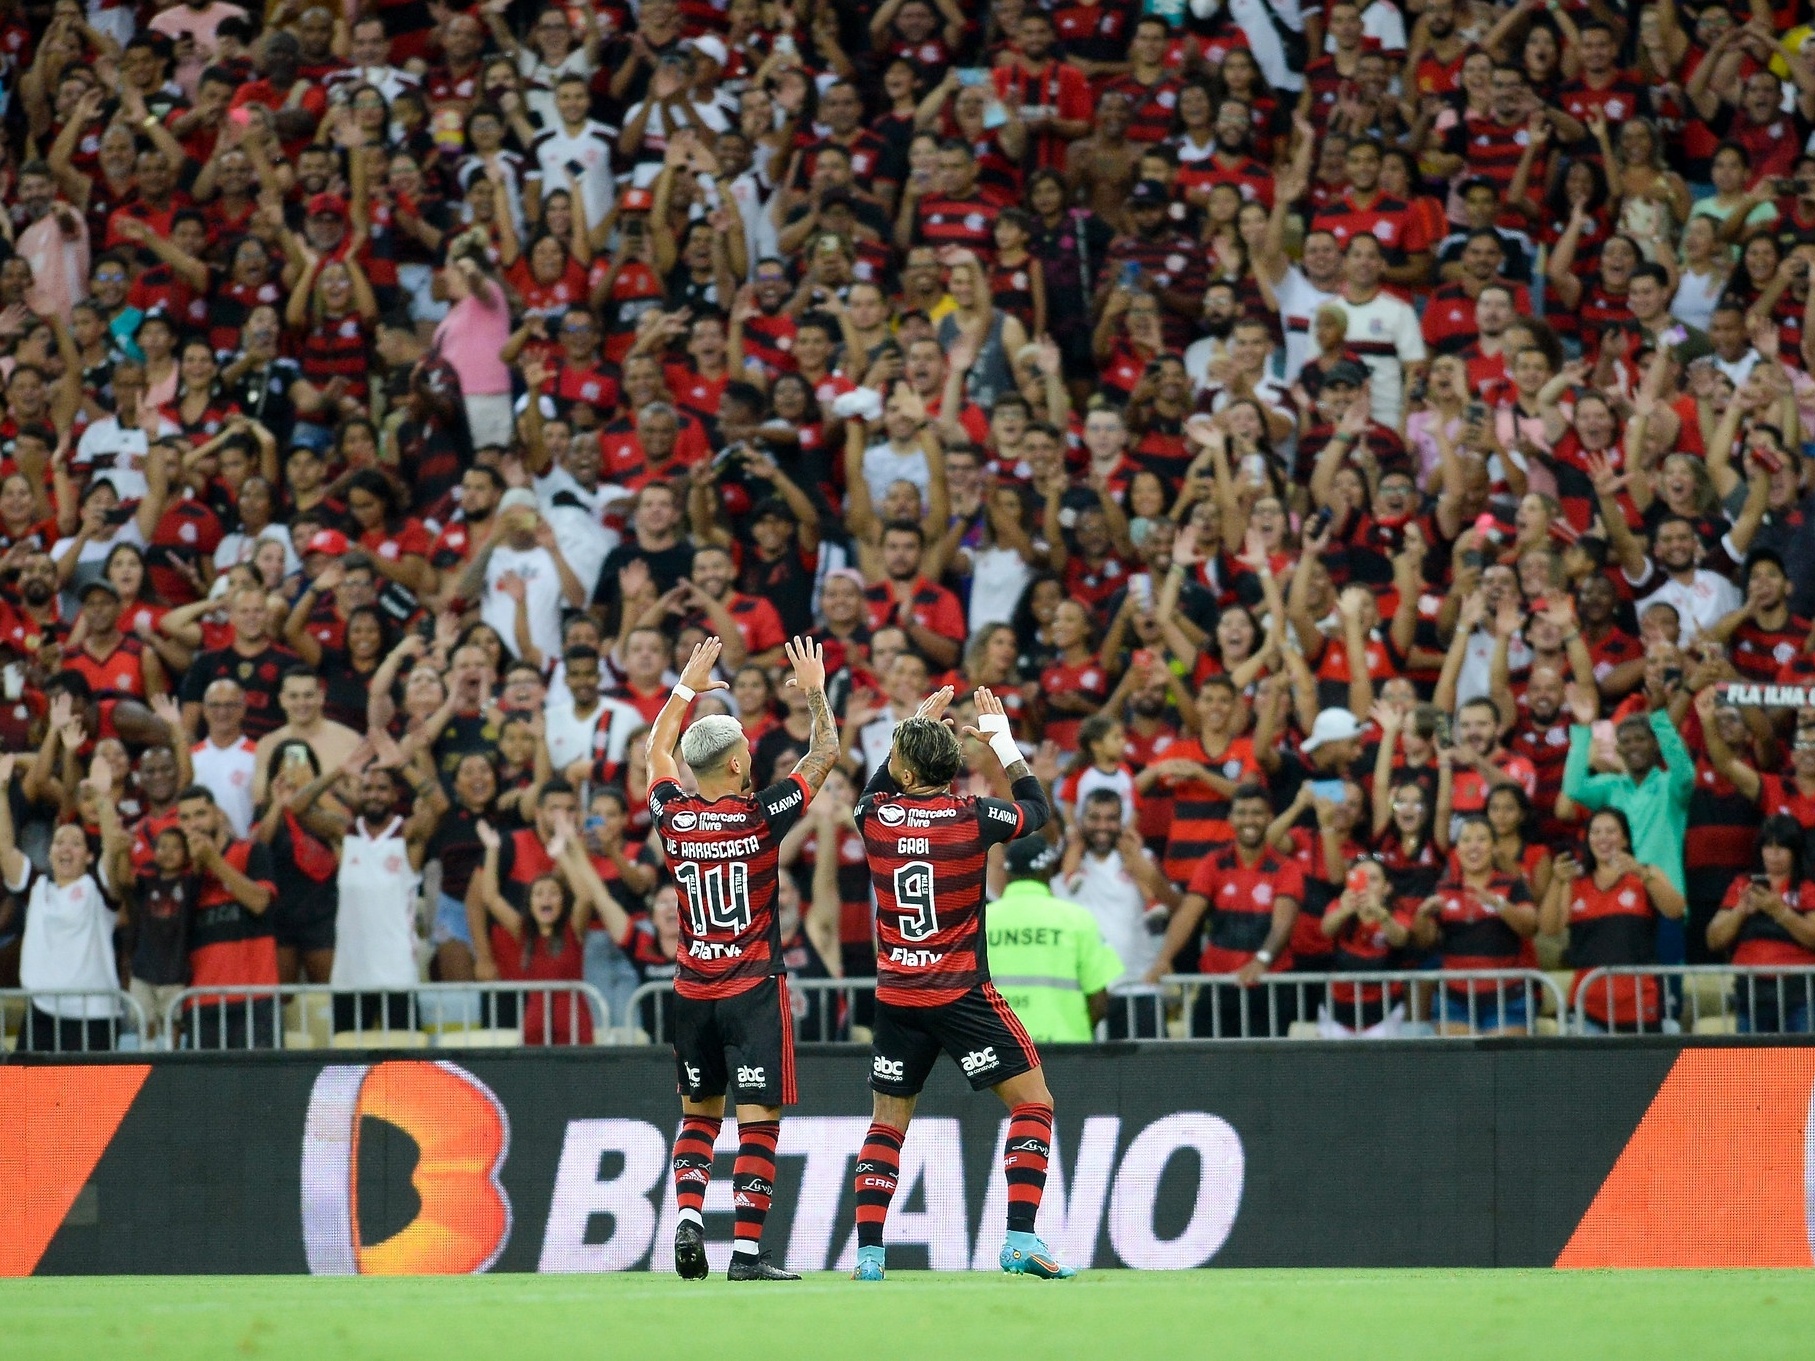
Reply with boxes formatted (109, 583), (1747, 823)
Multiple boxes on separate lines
(300, 1061), (511, 1276)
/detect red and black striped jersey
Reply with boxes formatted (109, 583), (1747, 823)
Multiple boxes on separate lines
(297, 311), (371, 400)
(1101, 73), (1182, 144)
(1185, 845), (1306, 973)
(740, 311), (798, 380)
(650, 772), (811, 1000)
(1311, 190), (1433, 268)
(915, 193), (999, 256)
(857, 780), (1047, 1007)
(65, 638), (147, 700)
(1427, 871), (1531, 976)
(1730, 614), (1810, 682)
(1563, 871), (1656, 967)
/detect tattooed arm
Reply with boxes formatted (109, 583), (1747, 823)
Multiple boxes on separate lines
(785, 637), (841, 798)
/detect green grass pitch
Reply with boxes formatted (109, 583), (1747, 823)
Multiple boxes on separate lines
(5, 1270), (1814, 1360)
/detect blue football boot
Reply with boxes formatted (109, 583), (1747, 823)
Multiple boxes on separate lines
(1000, 1232), (1076, 1279)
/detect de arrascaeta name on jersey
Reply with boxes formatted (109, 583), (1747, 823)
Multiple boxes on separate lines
(665, 833), (763, 860)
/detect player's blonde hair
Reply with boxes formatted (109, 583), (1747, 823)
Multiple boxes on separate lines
(679, 714), (744, 774)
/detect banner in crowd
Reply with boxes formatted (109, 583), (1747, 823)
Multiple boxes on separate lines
(4, 1042), (1812, 1274)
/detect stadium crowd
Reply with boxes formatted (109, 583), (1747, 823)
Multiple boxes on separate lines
(6, 0), (1815, 1051)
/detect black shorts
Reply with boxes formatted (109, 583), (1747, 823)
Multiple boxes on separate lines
(869, 982), (1040, 1097)
(270, 892), (337, 952)
(673, 975), (797, 1107)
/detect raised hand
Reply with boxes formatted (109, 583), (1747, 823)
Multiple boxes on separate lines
(340, 738), (376, 777)
(914, 684), (957, 724)
(782, 635), (826, 692)
(618, 558), (655, 604)
(475, 818), (501, 852)
(84, 756), (113, 797)
(677, 638), (730, 693)
(151, 693), (183, 738)
(1693, 686), (1722, 728)
(960, 686), (1009, 742)
(370, 728), (405, 769)
(1457, 590), (1488, 635)
(1564, 680), (1599, 726)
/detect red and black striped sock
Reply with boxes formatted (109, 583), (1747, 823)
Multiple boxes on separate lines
(1005, 1103), (1053, 1235)
(673, 1115), (721, 1225)
(853, 1123), (904, 1249)
(732, 1119), (781, 1256)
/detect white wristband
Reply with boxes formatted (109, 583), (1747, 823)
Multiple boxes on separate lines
(977, 711), (1012, 737)
(671, 684), (695, 703)
(988, 729), (1024, 769)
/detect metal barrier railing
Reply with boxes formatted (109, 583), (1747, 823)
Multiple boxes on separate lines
(1117, 970), (1568, 1039)
(622, 971), (1564, 1043)
(1572, 965), (1815, 1035)
(624, 977), (874, 1044)
(0, 988), (149, 1053)
(161, 982), (609, 1051)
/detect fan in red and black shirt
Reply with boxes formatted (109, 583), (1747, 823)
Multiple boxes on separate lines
(862, 522), (966, 673)
(176, 584), (300, 738)
(1718, 551), (1808, 683)
(1146, 785), (1305, 1037)
(1708, 840), (1815, 1031)
(427, 467), (503, 579)
(177, 785), (281, 1044)
(682, 545), (789, 668)
(1310, 141), (1434, 289)
(1099, 18), (1183, 145)
(600, 402), (710, 492)
(1321, 856), (1417, 1032)
(1505, 665), (1578, 842)
(1556, 23), (1649, 134)
(992, 12), (1094, 167)
(1410, 817), (1538, 1033)
(1103, 182), (1210, 350)
(65, 580), (161, 701)
(1545, 811), (1683, 1030)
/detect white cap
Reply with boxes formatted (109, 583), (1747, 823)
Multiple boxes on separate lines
(1301, 708), (1363, 753)
(686, 34), (728, 67)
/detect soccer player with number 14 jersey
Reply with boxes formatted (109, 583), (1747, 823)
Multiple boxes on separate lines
(849, 685), (1073, 1281)
(646, 636), (839, 1282)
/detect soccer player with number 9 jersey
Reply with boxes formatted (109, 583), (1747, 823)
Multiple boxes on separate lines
(646, 636), (839, 1282)
(849, 684), (1074, 1281)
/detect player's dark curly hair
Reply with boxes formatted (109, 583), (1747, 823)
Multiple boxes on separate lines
(893, 716), (962, 789)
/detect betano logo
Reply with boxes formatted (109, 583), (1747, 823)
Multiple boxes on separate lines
(538, 1112), (1245, 1274)
(300, 1061), (512, 1276)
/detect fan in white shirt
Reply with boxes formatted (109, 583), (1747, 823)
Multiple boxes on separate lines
(191, 678), (260, 838)
(1, 754), (124, 1043)
(520, 377), (625, 601)
(453, 489), (589, 666)
(544, 645), (644, 783)
(1055, 790), (1180, 988)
